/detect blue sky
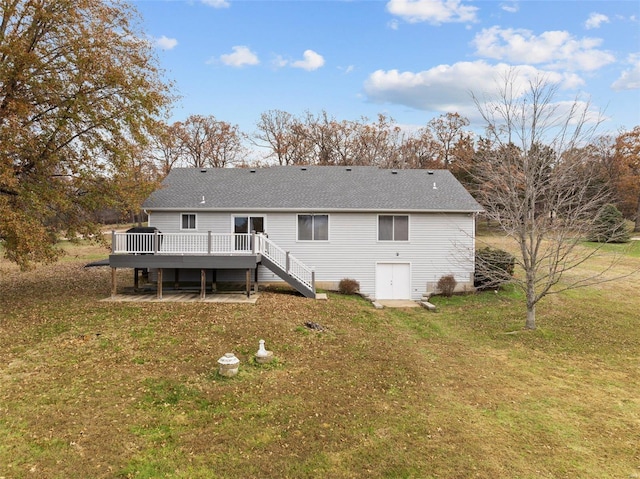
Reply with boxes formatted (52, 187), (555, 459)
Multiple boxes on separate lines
(135, 0), (640, 137)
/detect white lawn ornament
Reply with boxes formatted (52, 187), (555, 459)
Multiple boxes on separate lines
(217, 352), (240, 377)
(255, 339), (274, 364)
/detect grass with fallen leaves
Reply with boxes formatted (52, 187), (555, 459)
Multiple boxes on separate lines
(0, 238), (639, 478)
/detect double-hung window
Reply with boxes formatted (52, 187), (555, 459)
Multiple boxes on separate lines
(298, 214), (329, 241)
(378, 215), (408, 241)
(181, 213), (197, 230)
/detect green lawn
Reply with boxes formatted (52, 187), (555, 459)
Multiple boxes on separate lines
(0, 241), (639, 478)
(582, 239), (640, 257)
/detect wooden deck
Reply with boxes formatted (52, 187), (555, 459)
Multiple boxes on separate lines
(102, 291), (260, 304)
(109, 232), (316, 299)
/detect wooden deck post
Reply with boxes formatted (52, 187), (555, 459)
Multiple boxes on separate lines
(200, 269), (206, 300)
(246, 269), (251, 298)
(254, 267), (259, 293)
(111, 267), (117, 297)
(211, 269), (217, 292)
(134, 268), (139, 291)
(157, 268), (163, 300)
(286, 251), (290, 274)
(174, 268), (180, 290)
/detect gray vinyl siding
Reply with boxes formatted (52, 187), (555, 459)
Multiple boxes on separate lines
(148, 211), (232, 234)
(258, 212), (474, 300)
(146, 210), (475, 300)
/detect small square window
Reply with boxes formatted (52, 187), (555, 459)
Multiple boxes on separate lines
(181, 213), (196, 230)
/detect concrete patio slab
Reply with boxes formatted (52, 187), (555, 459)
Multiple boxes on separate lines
(102, 292), (259, 304)
(376, 300), (420, 308)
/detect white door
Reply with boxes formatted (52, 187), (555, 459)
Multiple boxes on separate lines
(376, 263), (411, 299)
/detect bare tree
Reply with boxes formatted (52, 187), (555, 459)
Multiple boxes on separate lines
(471, 72), (615, 330)
(299, 110), (346, 165)
(177, 115), (245, 168)
(253, 110), (304, 165)
(252, 110), (410, 167)
(427, 112), (472, 168)
(354, 114), (403, 168)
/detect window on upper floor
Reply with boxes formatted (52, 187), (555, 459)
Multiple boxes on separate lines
(378, 215), (409, 241)
(181, 213), (197, 230)
(297, 214), (329, 241)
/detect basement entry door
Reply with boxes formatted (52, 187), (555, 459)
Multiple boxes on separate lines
(375, 263), (411, 300)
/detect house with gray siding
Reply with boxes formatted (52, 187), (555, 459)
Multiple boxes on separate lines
(109, 166), (482, 300)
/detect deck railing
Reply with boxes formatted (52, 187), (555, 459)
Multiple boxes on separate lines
(111, 231), (315, 293)
(111, 232), (253, 255)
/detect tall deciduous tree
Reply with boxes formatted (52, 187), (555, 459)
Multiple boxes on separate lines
(472, 73), (611, 330)
(354, 114), (403, 168)
(253, 110), (310, 166)
(400, 128), (440, 169)
(613, 127), (640, 231)
(176, 114), (245, 169)
(0, 0), (172, 269)
(427, 112), (472, 168)
(150, 122), (187, 176)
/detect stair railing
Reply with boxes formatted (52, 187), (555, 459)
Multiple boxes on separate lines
(255, 234), (315, 292)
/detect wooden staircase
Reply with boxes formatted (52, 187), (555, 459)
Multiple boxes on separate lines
(255, 235), (316, 298)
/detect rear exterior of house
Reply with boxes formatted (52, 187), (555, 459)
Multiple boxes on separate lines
(113, 166), (483, 301)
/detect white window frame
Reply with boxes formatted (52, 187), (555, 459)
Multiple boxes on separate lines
(377, 214), (409, 242)
(180, 213), (197, 230)
(297, 214), (330, 242)
(231, 215), (267, 234)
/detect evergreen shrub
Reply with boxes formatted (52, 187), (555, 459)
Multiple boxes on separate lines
(474, 247), (515, 290)
(589, 204), (630, 243)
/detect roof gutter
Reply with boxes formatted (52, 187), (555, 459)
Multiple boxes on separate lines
(143, 207), (484, 214)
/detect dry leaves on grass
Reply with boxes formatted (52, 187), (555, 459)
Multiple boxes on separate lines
(1, 242), (639, 478)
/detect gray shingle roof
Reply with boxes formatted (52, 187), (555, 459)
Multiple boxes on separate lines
(142, 166), (483, 213)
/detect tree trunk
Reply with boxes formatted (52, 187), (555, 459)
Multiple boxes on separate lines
(635, 190), (640, 232)
(525, 268), (537, 330)
(526, 304), (536, 330)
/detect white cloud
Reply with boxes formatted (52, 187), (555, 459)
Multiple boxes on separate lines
(154, 35), (178, 50)
(611, 53), (640, 90)
(585, 12), (609, 30)
(386, 0), (478, 25)
(201, 0), (230, 8)
(219, 46), (259, 67)
(270, 50), (325, 71)
(473, 26), (615, 71)
(291, 50), (325, 71)
(363, 61), (585, 119)
(271, 55), (288, 69)
(500, 2), (519, 13)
